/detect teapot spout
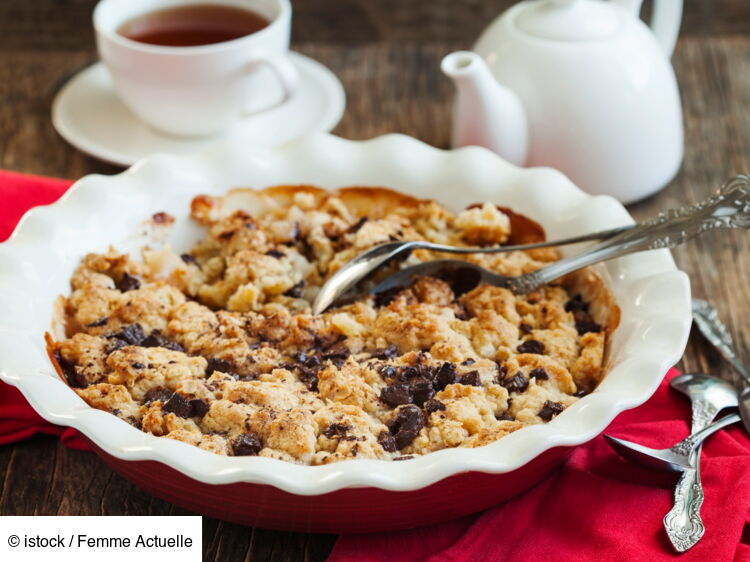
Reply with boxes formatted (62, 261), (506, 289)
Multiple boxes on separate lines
(441, 51), (528, 166)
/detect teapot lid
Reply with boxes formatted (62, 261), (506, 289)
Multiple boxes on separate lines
(515, 0), (620, 41)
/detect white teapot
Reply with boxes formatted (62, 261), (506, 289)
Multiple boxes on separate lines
(442, 0), (684, 203)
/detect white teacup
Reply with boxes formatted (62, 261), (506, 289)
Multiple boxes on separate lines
(94, 0), (299, 137)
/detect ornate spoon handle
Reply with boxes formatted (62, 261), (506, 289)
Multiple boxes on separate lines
(663, 399), (719, 552)
(692, 299), (750, 383)
(670, 413), (739, 460)
(524, 175), (750, 290)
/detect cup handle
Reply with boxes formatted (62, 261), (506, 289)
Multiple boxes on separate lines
(242, 54), (299, 117)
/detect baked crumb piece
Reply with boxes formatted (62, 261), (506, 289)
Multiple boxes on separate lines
(56, 185), (616, 463)
(455, 203), (511, 246)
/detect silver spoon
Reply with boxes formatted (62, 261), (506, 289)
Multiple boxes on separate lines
(312, 175), (750, 314)
(311, 225), (632, 313)
(691, 299), (750, 436)
(663, 374), (739, 551)
(604, 412), (740, 472)
(363, 175), (750, 303)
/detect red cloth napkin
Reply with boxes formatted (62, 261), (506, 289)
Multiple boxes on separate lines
(2, 171), (749, 559)
(331, 371), (750, 562)
(0, 171), (88, 450)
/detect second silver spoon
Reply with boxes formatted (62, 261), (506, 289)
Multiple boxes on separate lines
(605, 412), (740, 472)
(691, 299), (750, 436)
(663, 374), (739, 551)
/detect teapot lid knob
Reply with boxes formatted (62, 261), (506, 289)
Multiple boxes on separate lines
(515, 0), (620, 41)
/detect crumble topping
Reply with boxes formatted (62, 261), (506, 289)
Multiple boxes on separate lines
(51, 185), (618, 463)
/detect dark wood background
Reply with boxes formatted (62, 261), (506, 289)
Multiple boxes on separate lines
(1, 1), (749, 560)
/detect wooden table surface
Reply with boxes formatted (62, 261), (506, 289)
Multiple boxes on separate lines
(1, 1), (749, 560)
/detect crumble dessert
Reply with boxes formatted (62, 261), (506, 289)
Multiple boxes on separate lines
(49, 185), (619, 464)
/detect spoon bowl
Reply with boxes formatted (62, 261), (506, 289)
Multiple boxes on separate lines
(669, 373), (739, 415)
(310, 226), (629, 315)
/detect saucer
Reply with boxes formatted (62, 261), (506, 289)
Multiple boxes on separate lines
(52, 52), (346, 166)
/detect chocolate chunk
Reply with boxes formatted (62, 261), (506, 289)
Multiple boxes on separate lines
(143, 387), (173, 405)
(231, 433), (263, 456)
(162, 392), (192, 418)
(180, 253), (198, 265)
(151, 211), (174, 224)
(434, 362), (457, 390)
(116, 272), (141, 292)
(497, 411), (515, 421)
(410, 379), (435, 407)
(303, 372), (319, 391)
(380, 383), (413, 407)
(424, 399), (446, 414)
(461, 358), (475, 366)
(393, 455), (415, 461)
(390, 405), (426, 450)
(538, 400), (564, 421)
(105, 338), (126, 353)
(323, 341), (350, 360)
(378, 430), (397, 453)
(574, 389), (587, 398)
(573, 310), (601, 335)
(564, 294), (587, 313)
(54, 350), (88, 388)
(519, 322), (533, 334)
(374, 286), (403, 308)
(379, 365), (398, 379)
(289, 221), (301, 242)
(189, 399), (210, 418)
(501, 372), (529, 393)
(374, 344), (399, 360)
(87, 317), (108, 328)
(323, 423), (352, 439)
(206, 357), (234, 375)
(141, 330), (185, 352)
(288, 357), (320, 391)
(108, 324), (146, 346)
(417, 362), (437, 380)
(459, 370), (481, 387)
(305, 355), (322, 369)
(529, 368), (549, 381)
(401, 366), (421, 379)
(283, 280), (305, 298)
(495, 363), (508, 382)
(304, 354), (321, 369)
(265, 249), (286, 259)
(453, 304), (468, 321)
(346, 216), (368, 234)
(517, 339), (546, 355)
(131, 362), (145, 370)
